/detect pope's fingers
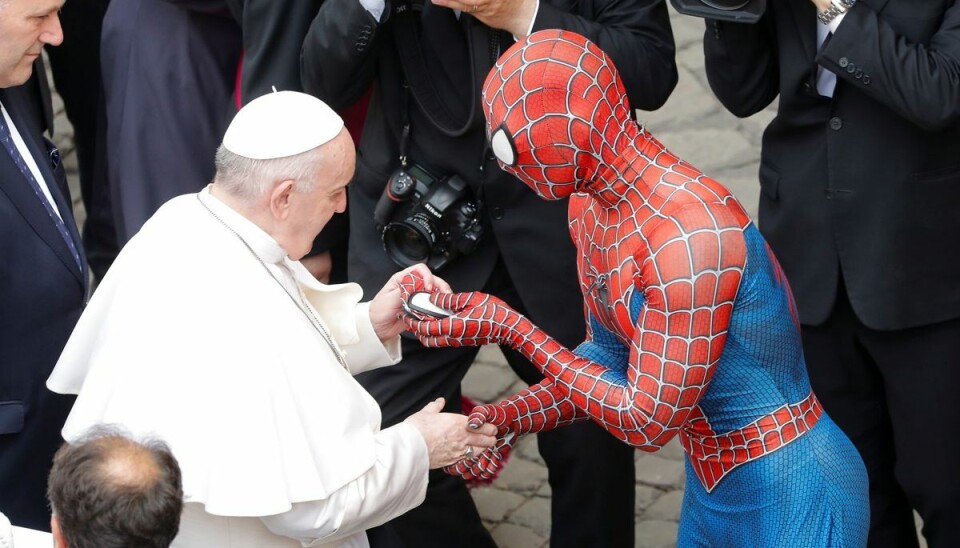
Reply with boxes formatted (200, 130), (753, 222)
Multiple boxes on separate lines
(466, 430), (497, 449)
(471, 422), (498, 437)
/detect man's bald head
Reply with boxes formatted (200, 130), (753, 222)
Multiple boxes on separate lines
(48, 427), (183, 548)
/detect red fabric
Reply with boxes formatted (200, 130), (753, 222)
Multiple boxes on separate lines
(339, 87), (373, 143)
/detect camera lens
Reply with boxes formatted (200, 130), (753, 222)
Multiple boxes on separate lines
(383, 214), (438, 265)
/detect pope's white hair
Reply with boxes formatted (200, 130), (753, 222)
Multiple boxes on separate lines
(213, 144), (324, 201)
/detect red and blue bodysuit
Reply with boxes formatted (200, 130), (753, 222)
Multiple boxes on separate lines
(403, 30), (870, 546)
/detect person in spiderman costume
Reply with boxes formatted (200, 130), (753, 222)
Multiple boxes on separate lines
(401, 30), (871, 545)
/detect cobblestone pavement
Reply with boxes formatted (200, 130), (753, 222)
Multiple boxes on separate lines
(51, 9), (924, 547)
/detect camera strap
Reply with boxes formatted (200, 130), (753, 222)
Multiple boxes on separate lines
(392, 4), (494, 138)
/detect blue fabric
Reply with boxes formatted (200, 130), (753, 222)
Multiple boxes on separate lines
(587, 225), (870, 546)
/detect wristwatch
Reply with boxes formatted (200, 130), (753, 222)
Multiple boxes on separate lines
(818, 0), (856, 24)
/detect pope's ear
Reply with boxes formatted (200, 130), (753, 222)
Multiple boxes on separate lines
(269, 179), (297, 220)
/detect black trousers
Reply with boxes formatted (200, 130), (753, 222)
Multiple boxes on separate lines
(802, 285), (960, 548)
(359, 258), (636, 548)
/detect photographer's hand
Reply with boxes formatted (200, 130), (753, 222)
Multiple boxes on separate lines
(432, 0), (538, 38)
(810, 0), (832, 11)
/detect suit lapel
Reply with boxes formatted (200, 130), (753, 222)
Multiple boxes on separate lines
(787, 0), (818, 62)
(0, 89), (84, 284)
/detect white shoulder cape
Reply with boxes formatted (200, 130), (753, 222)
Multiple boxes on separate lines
(48, 194), (395, 517)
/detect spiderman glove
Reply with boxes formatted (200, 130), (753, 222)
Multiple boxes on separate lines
(403, 291), (529, 349)
(444, 402), (520, 481)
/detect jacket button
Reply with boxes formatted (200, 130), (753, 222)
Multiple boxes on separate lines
(838, 57), (849, 68)
(491, 206), (505, 220)
(846, 63), (856, 74)
(862, 75), (871, 85)
(829, 117), (843, 130)
(803, 82), (813, 92)
(855, 69), (863, 79)
(825, 189), (832, 199)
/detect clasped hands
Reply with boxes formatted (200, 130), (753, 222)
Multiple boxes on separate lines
(398, 271), (526, 479)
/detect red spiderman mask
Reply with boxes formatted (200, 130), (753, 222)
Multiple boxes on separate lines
(482, 30), (633, 200)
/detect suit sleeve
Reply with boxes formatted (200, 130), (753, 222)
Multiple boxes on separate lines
(702, 15), (780, 118)
(818, 1), (960, 131)
(532, 0), (678, 111)
(301, 0), (382, 110)
(235, 0), (321, 103)
(259, 422), (429, 545)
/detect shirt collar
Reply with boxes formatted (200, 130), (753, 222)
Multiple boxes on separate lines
(198, 186), (288, 265)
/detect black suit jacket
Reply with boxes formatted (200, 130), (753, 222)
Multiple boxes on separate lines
(704, 0), (960, 330)
(302, 0), (677, 340)
(0, 78), (87, 529)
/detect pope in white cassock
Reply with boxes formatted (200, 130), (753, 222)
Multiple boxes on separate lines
(46, 91), (497, 547)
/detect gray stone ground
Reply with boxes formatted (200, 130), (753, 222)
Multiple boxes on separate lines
(52, 9), (924, 547)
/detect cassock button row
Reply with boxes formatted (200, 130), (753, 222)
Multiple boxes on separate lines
(855, 69), (863, 79)
(863, 75), (871, 85)
(846, 64), (856, 74)
(829, 117), (843, 131)
(838, 57), (849, 68)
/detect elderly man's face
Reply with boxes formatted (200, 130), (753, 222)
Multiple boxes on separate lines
(285, 129), (355, 260)
(0, 0), (64, 88)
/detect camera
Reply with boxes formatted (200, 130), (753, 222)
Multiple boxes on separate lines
(373, 163), (483, 271)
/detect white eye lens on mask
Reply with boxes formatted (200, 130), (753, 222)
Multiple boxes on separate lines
(490, 126), (517, 166)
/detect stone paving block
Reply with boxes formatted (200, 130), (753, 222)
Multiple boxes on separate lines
(657, 438), (685, 462)
(471, 486), (526, 523)
(669, 9), (707, 49)
(636, 519), (679, 548)
(463, 360), (518, 403)
(506, 496), (552, 538)
(513, 432), (545, 466)
(634, 484), (663, 515)
(474, 344), (507, 366)
(641, 67), (720, 134)
(677, 38), (706, 75)
(504, 379), (527, 399)
(492, 456), (548, 494)
(655, 127), (757, 174)
(490, 523), (547, 548)
(635, 454), (686, 490)
(644, 489), (684, 521)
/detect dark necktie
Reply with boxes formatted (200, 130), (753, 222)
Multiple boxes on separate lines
(816, 31), (837, 97)
(0, 106), (83, 270)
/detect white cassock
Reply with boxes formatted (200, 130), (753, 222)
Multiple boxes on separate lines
(47, 188), (429, 548)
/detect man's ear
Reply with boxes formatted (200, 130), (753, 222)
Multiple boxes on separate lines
(268, 180), (297, 220)
(51, 515), (67, 548)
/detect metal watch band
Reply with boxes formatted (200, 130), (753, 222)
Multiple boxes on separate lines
(817, 0), (855, 24)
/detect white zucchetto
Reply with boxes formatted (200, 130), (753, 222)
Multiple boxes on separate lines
(222, 90), (344, 160)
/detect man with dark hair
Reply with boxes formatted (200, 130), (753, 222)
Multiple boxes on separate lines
(47, 428), (183, 548)
(302, 2), (678, 546)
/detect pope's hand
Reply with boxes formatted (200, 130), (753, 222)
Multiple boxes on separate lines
(369, 264), (451, 341)
(405, 398), (499, 469)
